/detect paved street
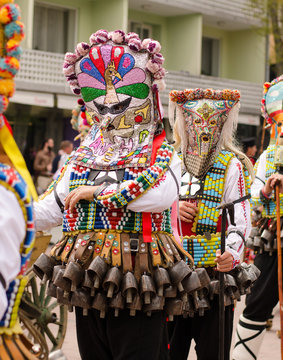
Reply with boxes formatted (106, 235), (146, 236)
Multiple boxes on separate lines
(60, 298), (281, 359)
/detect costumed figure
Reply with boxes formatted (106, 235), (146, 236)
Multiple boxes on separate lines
(0, 1), (38, 358)
(32, 29), (208, 360)
(168, 88), (257, 360)
(233, 75), (283, 360)
(70, 101), (93, 142)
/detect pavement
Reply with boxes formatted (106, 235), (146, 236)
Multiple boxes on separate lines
(60, 297), (281, 360)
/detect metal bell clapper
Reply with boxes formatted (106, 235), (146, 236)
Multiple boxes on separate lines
(165, 299), (183, 321)
(183, 297), (195, 318)
(46, 281), (57, 298)
(127, 294), (142, 316)
(57, 288), (73, 312)
(103, 266), (122, 298)
(168, 260), (192, 292)
(109, 292), (125, 317)
(208, 279), (220, 301)
(140, 274), (156, 304)
(195, 268), (210, 299)
(121, 271), (138, 304)
(87, 256), (108, 290)
(224, 293), (233, 307)
(164, 285), (177, 298)
(82, 270), (95, 296)
(53, 267), (71, 298)
(153, 266), (171, 297)
(246, 236), (254, 250)
(33, 253), (57, 284)
(63, 261), (84, 292)
(224, 274), (238, 300)
(92, 292), (107, 318)
(182, 271), (201, 294)
(71, 289), (91, 316)
(253, 236), (263, 252)
(143, 294), (165, 317)
(197, 297), (210, 316)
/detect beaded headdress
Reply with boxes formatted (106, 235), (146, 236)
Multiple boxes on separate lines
(261, 75), (283, 143)
(63, 29), (166, 170)
(169, 88), (240, 178)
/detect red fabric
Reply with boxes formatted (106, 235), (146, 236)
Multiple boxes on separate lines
(142, 129), (166, 242)
(179, 215), (223, 237)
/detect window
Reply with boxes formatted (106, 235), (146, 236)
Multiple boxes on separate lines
(33, 3), (76, 53)
(201, 37), (220, 77)
(130, 22), (153, 40)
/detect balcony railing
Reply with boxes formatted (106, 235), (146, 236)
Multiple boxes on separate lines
(15, 49), (262, 115)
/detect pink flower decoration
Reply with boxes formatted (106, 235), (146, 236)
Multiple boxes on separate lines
(64, 52), (78, 65)
(75, 42), (90, 57)
(142, 38), (152, 49)
(110, 30), (125, 43)
(94, 29), (108, 44)
(146, 40), (161, 54)
(146, 60), (160, 73)
(152, 53), (164, 65)
(153, 67), (166, 80)
(128, 38), (142, 51)
(125, 32), (140, 42)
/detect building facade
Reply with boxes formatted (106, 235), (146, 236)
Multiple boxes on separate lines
(10, 0), (267, 160)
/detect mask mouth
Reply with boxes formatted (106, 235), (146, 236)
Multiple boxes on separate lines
(93, 97), (132, 115)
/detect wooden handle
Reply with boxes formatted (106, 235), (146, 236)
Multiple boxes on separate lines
(275, 184), (283, 360)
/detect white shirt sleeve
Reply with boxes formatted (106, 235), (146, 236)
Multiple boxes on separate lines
(251, 151), (267, 198)
(127, 152), (181, 213)
(34, 165), (71, 231)
(0, 187), (26, 319)
(222, 158), (252, 265)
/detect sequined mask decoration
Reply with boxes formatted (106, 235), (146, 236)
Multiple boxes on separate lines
(170, 89), (240, 178)
(63, 30), (166, 170)
(261, 75), (283, 144)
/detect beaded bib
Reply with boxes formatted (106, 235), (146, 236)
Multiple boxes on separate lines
(0, 164), (35, 329)
(252, 145), (283, 217)
(182, 151), (250, 267)
(61, 141), (174, 235)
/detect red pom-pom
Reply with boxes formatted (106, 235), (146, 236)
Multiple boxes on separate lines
(81, 112), (86, 120)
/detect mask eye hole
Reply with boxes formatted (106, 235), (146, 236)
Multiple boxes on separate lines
(209, 119), (217, 126)
(202, 135), (209, 142)
(194, 119), (201, 125)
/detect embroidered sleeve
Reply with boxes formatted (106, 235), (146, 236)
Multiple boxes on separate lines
(223, 158), (251, 267)
(95, 144), (174, 209)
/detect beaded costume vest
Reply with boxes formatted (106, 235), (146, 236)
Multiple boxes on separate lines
(252, 145), (283, 218)
(0, 164), (35, 329)
(182, 151), (250, 267)
(60, 141), (174, 235)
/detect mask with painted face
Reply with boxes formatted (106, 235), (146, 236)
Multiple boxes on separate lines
(262, 75), (283, 145)
(169, 88), (240, 178)
(63, 29), (166, 170)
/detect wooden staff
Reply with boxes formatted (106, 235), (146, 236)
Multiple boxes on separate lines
(276, 183), (283, 359)
(259, 117), (266, 155)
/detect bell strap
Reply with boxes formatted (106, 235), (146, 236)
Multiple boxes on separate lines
(121, 233), (133, 273)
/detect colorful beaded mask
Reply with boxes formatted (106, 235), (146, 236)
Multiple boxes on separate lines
(63, 29), (166, 170)
(261, 75), (283, 144)
(170, 88), (240, 178)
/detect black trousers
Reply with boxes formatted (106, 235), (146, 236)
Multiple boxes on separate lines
(75, 307), (169, 360)
(169, 298), (234, 360)
(244, 252), (279, 322)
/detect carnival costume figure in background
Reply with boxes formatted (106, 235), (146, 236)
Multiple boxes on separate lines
(0, 1), (38, 358)
(70, 102), (93, 142)
(31, 29), (209, 360)
(233, 75), (283, 360)
(168, 88), (257, 360)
